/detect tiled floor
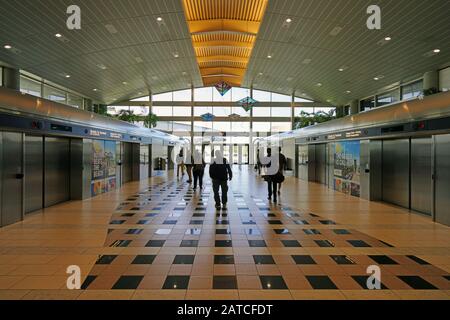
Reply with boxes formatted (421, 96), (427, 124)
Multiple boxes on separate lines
(0, 167), (449, 300)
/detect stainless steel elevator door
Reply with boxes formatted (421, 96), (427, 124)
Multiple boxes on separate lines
(1, 132), (23, 226)
(44, 137), (70, 207)
(382, 139), (410, 208)
(410, 137), (432, 215)
(25, 135), (44, 214)
(297, 145), (308, 181)
(315, 144), (327, 185)
(122, 142), (133, 184)
(434, 134), (450, 226)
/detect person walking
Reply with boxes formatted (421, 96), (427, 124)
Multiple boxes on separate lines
(192, 150), (206, 191)
(265, 147), (287, 203)
(185, 149), (194, 183)
(176, 149), (185, 179)
(277, 147), (287, 195)
(209, 149), (233, 210)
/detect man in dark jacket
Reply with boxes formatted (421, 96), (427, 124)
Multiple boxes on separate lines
(209, 149), (233, 210)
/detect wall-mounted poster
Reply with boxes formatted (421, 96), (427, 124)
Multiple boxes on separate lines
(105, 141), (117, 193)
(91, 140), (117, 196)
(333, 141), (361, 197)
(91, 140), (106, 196)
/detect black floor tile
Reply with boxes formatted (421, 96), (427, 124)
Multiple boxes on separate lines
(193, 213), (205, 217)
(315, 240), (335, 247)
(303, 229), (321, 235)
(214, 255), (235, 264)
(368, 255), (398, 265)
(216, 229), (231, 235)
(333, 229), (351, 235)
(294, 220), (309, 225)
(132, 255), (156, 265)
(281, 240), (301, 247)
(121, 213), (135, 217)
(330, 255), (355, 265)
(137, 220), (151, 225)
(110, 220), (126, 225)
(163, 276), (190, 289)
(96, 255), (117, 265)
(145, 213), (158, 217)
(352, 276), (388, 290)
(146, 240), (166, 247)
(292, 255), (316, 265)
(319, 220), (336, 225)
(267, 220), (283, 225)
(216, 220), (229, 225)
(125, 229), (143, 235)
(248, 240), (267, 247)
(112, 276), (143, 289)
(242, 220), (256, 225)
(213, 276), (237, 289)
(273, 229), (290, 235)
(253, 255), (275, 265)
(259, 276), (288, 290)
(110, 240), (132, 247)
(348, 240), (371, 247)
(163, 220), (178, 225)
(190, 220), (204, 225)
(173, 255), (195, 264)
(81, 275), (97, 289)
(397, 276), (437, 289)
(306, 276), (338, 289)
(215, 239), (233, 247)
(180, 240), (199, 247)
(407, 255), (430, 265)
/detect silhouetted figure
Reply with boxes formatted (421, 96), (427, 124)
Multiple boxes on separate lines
(265, 147), (287, 203)
(193, 150), (206, 190)
(209, 150), (232, 210)
(176, 149), (185, 179)
(185, 149), (193, 183)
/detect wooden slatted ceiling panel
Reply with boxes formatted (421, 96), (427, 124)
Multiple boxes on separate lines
(182, 0), (268, 86)
(183, 0), (267, 21)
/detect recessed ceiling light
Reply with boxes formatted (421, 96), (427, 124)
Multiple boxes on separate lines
(346, 90), (351, 94)
(286, 18), (292, 23)
(384, 36), (392, 41)
(316, 83), (322, 87)
(4, 44), (12, 49)
(338, 68), (344, 72)
(182, 71), (187, 76)
(258, 72), (263, 76)
(173, 52), (179, 58)
(97, 64), (107, 70)
(122, 81), (128, 85)
(433, 48), (441, 53)
(326, 99), (332, 103)
(93, 88), (98, 91)
(65, 75), (71, 78)
(55, 33), (62, 38)
(156, 17), (163, 22)
(267, 55), (272, 59)
(374, 77), (380, 81)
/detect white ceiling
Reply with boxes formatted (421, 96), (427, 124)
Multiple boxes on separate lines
(0, 0), (449, 105)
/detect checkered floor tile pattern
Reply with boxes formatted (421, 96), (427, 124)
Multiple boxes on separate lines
(82, 179), (450, 292)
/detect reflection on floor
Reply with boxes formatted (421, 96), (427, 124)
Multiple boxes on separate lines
(0, 166), (449, 300)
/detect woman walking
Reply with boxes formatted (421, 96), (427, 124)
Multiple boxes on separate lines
(193, 150), (206, 190)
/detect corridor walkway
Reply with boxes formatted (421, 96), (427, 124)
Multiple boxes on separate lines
(0, 167), (449, 300)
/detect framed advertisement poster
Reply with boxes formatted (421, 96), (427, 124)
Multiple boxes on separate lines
(333, 141), (361, 197)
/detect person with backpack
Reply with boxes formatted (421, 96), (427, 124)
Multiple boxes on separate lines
(209, 149), (233, 210)
(264, 147), (287, 203)
(192, 150), (206, 191)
